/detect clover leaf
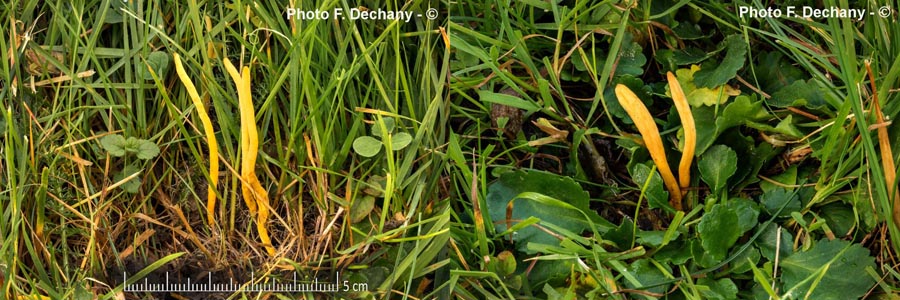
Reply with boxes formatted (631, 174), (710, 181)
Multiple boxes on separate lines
(352, 118), (413, 158)
(100, 134), (128, 157)
(99, 134), (160, 160)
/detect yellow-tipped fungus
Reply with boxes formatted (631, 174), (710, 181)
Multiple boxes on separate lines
(865, 62), (900, 230)
(224, 57), (276, 256)
(615, 84), (683, 211)
(173, 53), (220, 227)
(223, 59), (257, 214)
(667, 71), (695, 197)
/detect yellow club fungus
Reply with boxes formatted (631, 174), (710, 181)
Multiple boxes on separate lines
(173, 53), (220, 227)
(667, 71), (695, 196)
(223, 57), (276, 256)
(615, 84), (682, 211)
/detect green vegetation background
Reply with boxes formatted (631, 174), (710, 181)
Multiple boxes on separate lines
(2, 0), (900, 299)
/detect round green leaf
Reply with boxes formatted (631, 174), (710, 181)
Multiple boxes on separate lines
(390, 132), (412, 151)
(495, 251), (517, 276)
(781, 239), (875, 300)
(486, 170), (604, 253)
(363, 175), (386, 197)
(697, 278), (738, 300)
(350, 195), (375, 223)
(100, 134), (127, 157)
(624, 259), (670, 295)
(353, 136), (382, 157)
(140, 51), (171, 80)
(698, 145), (737, 193)
(629, 163), (671, 212)
(114, 165), (142, 193)
(693, 34), (747, 88)
(135, 139), (160, 160)
(371, 117), (395, 138)
(698, 203), (741, 261)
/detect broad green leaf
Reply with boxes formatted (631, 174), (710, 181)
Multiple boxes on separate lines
(495, 251), (517, 276)
(486, 170), (601, 253)
(755, 223), (794, 261)
(694, 35), (747, 88)
(672, 23), (711, 40)
(105, 0), (136, 24)
(350, 195), (375, 223)
(698, 145), (737, 193)
(841, 190), (877, 232)
(450, 50), (480, 70)
(768, 79), (827, 110)
(673, 65), (740, 107)
(390, 132), (412, 150)
(716, 95), (771, 131)
(100, 134), (127, 157)
(371, 117), (396, 138)
(114, 165), (141, 193)
(781, 239), (875, 300)
(654, 47), (710, 69)
(716, 130), (756, 187)
(104, 10), (124, 24)
(629, 163), (671, 212)
(692, 95), (772, 155)
(352, 136), (382, 157)
(724, 198), (759, 233)
(605, 75), (652, 124)
(698, 203), (741, 261)
(134, 139), (160, 160)
(697, 278), (738, 300)
(140, 51), (170, 80)
(692, 105), (718, 155)
(605, 219), (635, 249)
(478, 90), (540, 113)
(654, 239), (693, 265)
(122, 137), (142, 153)
(615, 36), (646, 77)
(730, 247), (761, 274)
(760, 165), (798, 193)
(737, 142), (778, 187)
(624, 259), (670, 296)
(363, 175), (386, 197)
(529, 260), (574, 287)
(544, 283), (578, 300)
(671, 47), (710, 65)
(100, 134), (158, 160)
(692, 237), (721, 268)
(74, 282), (92, 300)
(746, 115), (803, 138)
(636, 230), (673, 248)
(820, 203), (855, 237)
(760, 187), (800, 218)
(754, 51), (805, 92)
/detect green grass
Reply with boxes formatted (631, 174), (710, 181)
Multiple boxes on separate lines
(1, 0), (448, 299)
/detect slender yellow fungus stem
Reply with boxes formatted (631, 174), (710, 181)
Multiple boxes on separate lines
(223, 58), (258, 214)
(667, 71), (695, 198)
(615, 84), (683, 211)
(865, 62), (900, 230)
(173, 53), (219, 226)
(224, 57), (275, 256)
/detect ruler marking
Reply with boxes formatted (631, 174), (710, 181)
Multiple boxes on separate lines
(120, 272), (352, 293)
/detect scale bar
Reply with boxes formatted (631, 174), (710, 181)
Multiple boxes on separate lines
(123, 272), (347, 293)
